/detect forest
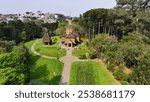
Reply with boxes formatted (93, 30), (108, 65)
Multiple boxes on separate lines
(0, 19), (58, 84)
(76, 0), (150, 85)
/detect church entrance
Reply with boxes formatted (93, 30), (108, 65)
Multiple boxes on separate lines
(68, 43), (72, 47)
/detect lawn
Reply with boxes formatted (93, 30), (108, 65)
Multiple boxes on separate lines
(34, 37), (66, 58)
(69, 61), (120, 85)
(25, 40), (64, 85)
(25, 40), (36, 52)
(72, 39), (90, 58)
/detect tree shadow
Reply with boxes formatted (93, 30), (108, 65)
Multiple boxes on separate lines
(48, 75), (61, 85)
(31, 64), (49, 80)
(28, 75), (62, 85)
(27, 54), (50, 84)
(27, 54), (62, 85)
(26, 54), (41, 84)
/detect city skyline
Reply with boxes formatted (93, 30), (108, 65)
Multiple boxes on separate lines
(0, 0), (116, 17)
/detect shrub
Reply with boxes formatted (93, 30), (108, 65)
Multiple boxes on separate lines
(52, 38), (57, 44)
(79, 54), (87, 59)
(113, 66), (129, 82)
(0, 44), (30, 85)
(107, 62), (115, 72)
(0, 40), (16, 52)
(0, 47), (6, 54)
(121, 81), (129, 85)
(89, 50), (97, 59)
(0, 68), (25, 85)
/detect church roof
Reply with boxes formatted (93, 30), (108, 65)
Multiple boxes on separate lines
(66, 24), (75, 30)
(73, 31), (80, 37)
(62, 32), (67, 37)
(64, 39), (75, 44)
(62, 20), (80, 43)
(66, 33), (75, 38)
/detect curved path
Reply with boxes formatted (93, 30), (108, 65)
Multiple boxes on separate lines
(31, 39), (57, 59)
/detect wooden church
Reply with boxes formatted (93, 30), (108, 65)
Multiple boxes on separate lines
(61, 20), (81, 47)
(43, 28), (52, 45)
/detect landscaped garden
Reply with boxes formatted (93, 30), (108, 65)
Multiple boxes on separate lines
(34, 36), (66, 58)
(69, 61), (120, 85)
(25, 40), (64, 85)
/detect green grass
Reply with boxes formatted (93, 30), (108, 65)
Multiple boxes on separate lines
(35, 38), (66, 58)
(28, 55), (63, 85)
(72, 39), (90, 58)
(25, 40), (64, 85)
(69, 61), (120, 85)
(25, 40), (36, 52)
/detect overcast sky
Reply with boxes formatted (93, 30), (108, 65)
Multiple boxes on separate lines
(0, 0), (116, 17)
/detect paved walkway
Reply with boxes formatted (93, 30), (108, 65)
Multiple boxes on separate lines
(59, 48), (79, 85)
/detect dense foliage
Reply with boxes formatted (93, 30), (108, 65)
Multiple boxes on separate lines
(76, 0), (150, 85)
(0, 20), (58, 44)
(0, 40), (16, 53)
(90, 32), (150, 85)
(77, 2), (150, 40)
(0, 45), (30, 85)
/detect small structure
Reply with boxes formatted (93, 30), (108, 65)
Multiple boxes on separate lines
(61, 20), (81, 47)
(43, 28), (52, 45)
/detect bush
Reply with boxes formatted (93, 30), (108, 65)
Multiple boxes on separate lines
(121, 81), (129, 85)
(52, 38), (57, 44)
(89, 50), (97, 59)
(0, 44), (30, 85)
(0, 47), (6, 54)
(0, 40), (16, 52)
(107, 62), (115, 72)
(0, 68), (25, 85)
(79, 54), (87, 59)
(113, 67), (129, 82)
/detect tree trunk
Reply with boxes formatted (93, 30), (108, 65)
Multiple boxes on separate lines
(104, 26), (107, 34)
(88, 27), (91, 41)
(98, 22), (100, 34)
(93, 25), (95, 39)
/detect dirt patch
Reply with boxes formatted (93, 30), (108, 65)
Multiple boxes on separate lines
(123, 66), (132, 75)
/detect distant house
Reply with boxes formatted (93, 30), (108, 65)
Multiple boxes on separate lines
(61, 20), (81, 47)
(43, 28), (52, 45)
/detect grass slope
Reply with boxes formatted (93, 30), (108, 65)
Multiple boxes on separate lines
(25, 40), (63, 85)
(35, 38), (66, 58)
(69, 61), (120, 85)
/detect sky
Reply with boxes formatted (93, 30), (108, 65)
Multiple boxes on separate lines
(0, 0), (116, 17)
